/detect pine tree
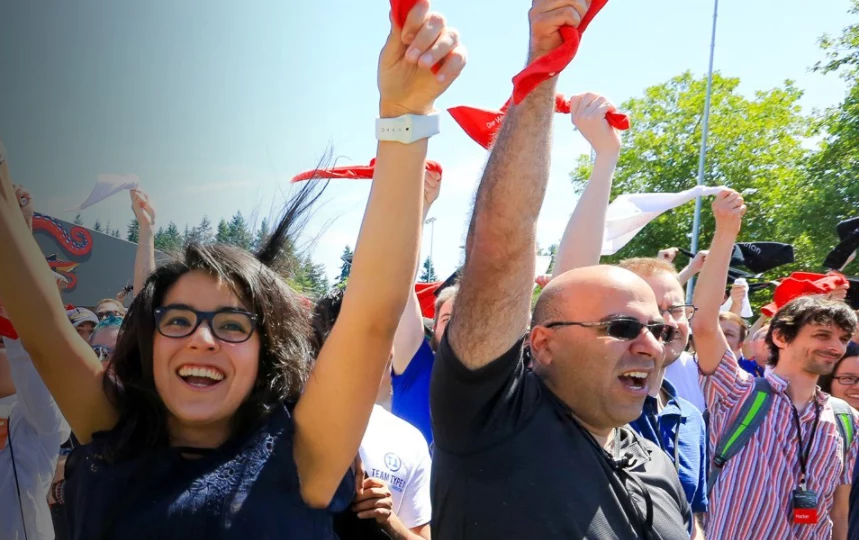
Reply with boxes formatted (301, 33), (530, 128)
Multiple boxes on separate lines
(338, 246), (354, 283)
(420, 257), (437, 282)
(112, 229), (121, 238)
(228, 211), (253, 249)
(216, 219), (231, 244)
(197, 216), (214, 245)
(74, 214), (84, 226)
(93, 219), (103, 232)
(253, 218), (271, 250)
(127, 218), (140, 243)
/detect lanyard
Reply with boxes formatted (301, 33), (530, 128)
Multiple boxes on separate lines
(789, 400), (821, 489)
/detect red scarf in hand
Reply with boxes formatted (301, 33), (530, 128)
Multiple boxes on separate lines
(449, 93), (629, 149)
(512, 0), (610, 104)
(291, 159), (443, 183)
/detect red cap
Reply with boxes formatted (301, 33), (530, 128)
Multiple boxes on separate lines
(761, 272), (850, 317)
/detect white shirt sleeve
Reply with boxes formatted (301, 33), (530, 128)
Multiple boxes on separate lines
(396, 444), (432, 529)
(3, 337), (70, 440)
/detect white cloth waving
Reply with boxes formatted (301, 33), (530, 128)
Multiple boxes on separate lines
(601, 185), (725, 256)
(70, 174), (140, 211)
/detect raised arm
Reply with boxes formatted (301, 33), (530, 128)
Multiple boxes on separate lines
(131, 189), (157, 295)
(0, 151), (117, 442)
(293, 2), (466, 507)
(690, 189), (746, 375)
(677, 250), (708, 286)
(392, 169), (441, 375)
(450, 0), (587, 369)
(551, 93), (621, 276)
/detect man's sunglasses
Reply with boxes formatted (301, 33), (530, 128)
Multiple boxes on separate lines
(544, 317), (677, 343)
(97, 310), (121, 320)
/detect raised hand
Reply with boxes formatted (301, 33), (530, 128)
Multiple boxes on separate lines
(131, 189), (156, 232)
(657, 247), (679, 264)
(570, 92), (621, 156)
(378, 0), (467, 118)
(529, 0), (590, 60)
(14, 185), (34, 231)
(688, 250), (709, 274)
(729, 280), (748, 303)
(712, 189), (746, 234)
(424, 168), (442, 210)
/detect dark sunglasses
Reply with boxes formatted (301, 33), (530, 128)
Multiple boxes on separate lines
(154, 306), (257, 344)
(97, 310), (121, 320)
(544, 317), (677, 343)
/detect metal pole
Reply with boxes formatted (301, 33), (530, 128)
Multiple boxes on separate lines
(425, 217), (437, 275)
(686, 0), (720, 304)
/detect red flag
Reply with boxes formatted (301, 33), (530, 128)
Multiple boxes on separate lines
(291, 159), (442, 183)
(512, 0), (610, 104)
(415, 281), (442, 319)
(449, 93), (628, 150)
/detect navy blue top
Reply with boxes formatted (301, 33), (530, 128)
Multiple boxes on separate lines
(629, 379), (709, 517)
(64, 403), (354, 539)
(737, 355), (765, 377)
(391, 340), (434, 447)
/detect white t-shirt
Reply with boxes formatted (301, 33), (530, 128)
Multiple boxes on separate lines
(359, 405), (432, 529)
(1, 337), (70, 540)
(664, 352), (706, 413)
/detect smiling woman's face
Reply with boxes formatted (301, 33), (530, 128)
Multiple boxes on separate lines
(832, 355), (859, 410)
(152, 271), (261, 443)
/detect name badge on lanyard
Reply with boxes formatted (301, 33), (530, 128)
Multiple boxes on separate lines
(792, 488), (819, 524)
(789, 400), (821, 525)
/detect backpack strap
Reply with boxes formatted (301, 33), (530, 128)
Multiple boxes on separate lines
(829, 396), (855, 459)
(708, 377), (774, 494)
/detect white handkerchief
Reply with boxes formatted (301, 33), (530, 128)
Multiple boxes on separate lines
(720, 278), (753, 318)
(601, 185), (725, 256)
(70, 174), (140, 211)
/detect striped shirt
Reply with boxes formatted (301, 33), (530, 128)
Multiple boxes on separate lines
(701, 350), (857, 539)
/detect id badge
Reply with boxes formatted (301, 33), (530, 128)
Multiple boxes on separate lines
(792, 488), (819, 524)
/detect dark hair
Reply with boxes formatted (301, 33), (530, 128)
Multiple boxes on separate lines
(766, 295), (859, 366)
(819, 342), (859, 394)
(104, 180), (328, 461)
(310, 287), (344, 356)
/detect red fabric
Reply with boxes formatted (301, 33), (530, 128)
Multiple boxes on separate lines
(512, 0), (610, 104)
(415, 281), (442, 319)
(449, 93), (629, 150)
(291, 159), (442, 183)
(761, 272), (850, 317)
(390, 0), (441, 74)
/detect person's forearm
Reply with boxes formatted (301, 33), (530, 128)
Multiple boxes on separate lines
(677, 264), (697, 286)
(728, 297), (743, 316)
(692, 227), (737, 373)
(133, 226), (156, 294)
(382, 515), (426, 540)
(832, 516), (847, 540)
(552, 152), (618, 277)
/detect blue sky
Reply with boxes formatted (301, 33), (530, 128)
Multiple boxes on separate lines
(0, 0), (853, 282)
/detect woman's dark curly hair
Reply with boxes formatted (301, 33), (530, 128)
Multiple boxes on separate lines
(103, 179), (328, 461)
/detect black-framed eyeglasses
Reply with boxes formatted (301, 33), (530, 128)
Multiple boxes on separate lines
(154, 306), (257, 344)
(544, 317), (677, 343)
(91, 345), (114, 362)
(834, 375), (859, 386)
(660, 304), (697, 321)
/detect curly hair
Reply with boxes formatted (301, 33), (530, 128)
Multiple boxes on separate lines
(103, 180), (328, 461)
(766, 295), (859, 366)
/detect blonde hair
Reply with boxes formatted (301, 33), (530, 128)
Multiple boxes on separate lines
(618, 258), (679, 278)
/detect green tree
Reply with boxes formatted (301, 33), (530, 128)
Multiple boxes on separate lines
(338, 246), (354, 283)
(228, 211), (253, 249)
(216, 219), (231, 244)
(127, 218), (139, 243)
(155, 222), (184, 253)
(93, 219), (103, 232)
(420, 257), (437, 282)
(570, 72), (811, 277)
(253, 218), (271, 250)
(73, 214), (84, 226)
(196, 216), (214, 245)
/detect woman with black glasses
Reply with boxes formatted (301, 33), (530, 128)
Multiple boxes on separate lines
(820, 342), (859, 410)
(0, 4), (466, 538)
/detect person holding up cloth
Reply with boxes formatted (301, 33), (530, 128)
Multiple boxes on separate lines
(0, 2), (466, 537)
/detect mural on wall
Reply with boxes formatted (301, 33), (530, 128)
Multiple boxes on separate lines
(32, 213), (166, 308)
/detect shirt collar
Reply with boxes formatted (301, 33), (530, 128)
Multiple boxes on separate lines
(764, 367), (828, 407)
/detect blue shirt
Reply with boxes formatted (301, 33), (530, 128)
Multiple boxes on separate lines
(629, 379), (709, 515)
(737, 355), (765, 377)
(391, 340), (434, 447)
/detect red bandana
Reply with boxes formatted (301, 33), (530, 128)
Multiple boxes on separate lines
(291, 159), (442, 183)
(512, 0), (610, 104)
(449, 93), (629, 149)
(761, 272), (850, 317)
(415, 281), (442, 319)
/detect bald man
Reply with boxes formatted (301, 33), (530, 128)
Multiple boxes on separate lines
(431, 265), (691, 539)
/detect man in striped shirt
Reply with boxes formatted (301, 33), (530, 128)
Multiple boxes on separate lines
(691, 189), (859, 539)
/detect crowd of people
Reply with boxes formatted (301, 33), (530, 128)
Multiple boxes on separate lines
(2, 0), (859, 539)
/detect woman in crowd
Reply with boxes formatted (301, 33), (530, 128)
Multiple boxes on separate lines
(820, 342), (859, 410)
(0, 3), (465, 538)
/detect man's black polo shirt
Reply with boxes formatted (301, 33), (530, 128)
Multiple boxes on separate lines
(430, 335), (691, 539)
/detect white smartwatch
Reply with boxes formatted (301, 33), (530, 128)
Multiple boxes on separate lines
(376, 113), (440, 144)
